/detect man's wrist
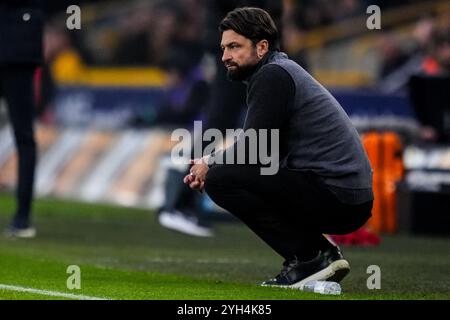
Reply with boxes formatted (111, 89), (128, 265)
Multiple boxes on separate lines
(203, 154), (215, 168)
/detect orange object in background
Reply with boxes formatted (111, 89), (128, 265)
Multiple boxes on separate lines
(362, 131), (404, 234)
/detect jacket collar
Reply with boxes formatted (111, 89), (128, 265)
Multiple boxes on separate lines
(243, 50), (285, 84)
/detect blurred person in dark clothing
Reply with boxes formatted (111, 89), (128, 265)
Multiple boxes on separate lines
(377, 17), (435, 94)
(158, 0), (283, 237)
(421, 25), (450, 76)
(155, 51), (210, 128)
(112, 5), (155, 66)
(0, 1), (45, 238)
(157, 0), (206, 116)
(408, 24), (450, 143)
(378, 33), (413, 80)
(281, 2), (310, 70)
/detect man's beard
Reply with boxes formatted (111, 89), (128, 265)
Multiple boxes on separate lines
(226, 62), (259, 81)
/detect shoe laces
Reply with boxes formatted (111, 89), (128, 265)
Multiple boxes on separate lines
(277, 257), (301, 278)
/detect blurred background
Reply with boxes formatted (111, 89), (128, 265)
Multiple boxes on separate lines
(1, 0), (449, 237)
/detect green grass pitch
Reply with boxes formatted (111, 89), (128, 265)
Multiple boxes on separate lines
(0, 192), (449, 300)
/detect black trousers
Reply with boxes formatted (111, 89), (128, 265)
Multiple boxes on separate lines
(204, 164), (373, 261)
(0, 65), (37, 228)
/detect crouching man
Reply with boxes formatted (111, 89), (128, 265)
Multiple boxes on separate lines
(184, 7), (373, 288)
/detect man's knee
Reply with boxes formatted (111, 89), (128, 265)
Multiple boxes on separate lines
(204, 165), (227, 193)
(204, 165), (240, 195)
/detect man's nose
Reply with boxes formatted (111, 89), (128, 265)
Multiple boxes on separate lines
(222, 50), (231, 63)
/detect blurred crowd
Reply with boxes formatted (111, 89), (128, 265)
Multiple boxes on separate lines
(46, 0), (436, 67)
(377, 10), (450, 93)
(36, 0), (450, 128)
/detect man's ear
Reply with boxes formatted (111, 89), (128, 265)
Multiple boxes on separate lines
(256, 40), (269, 58)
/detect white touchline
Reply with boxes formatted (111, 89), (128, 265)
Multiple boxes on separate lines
(0, 284), (111, 300)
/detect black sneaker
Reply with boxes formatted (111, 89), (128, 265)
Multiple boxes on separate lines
(261, 246), (350, 289)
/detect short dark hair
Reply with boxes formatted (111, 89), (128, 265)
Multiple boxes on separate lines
(219, 7), (280, 51)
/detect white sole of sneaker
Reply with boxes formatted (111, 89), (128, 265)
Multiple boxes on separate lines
(261, 259), (350, 290)
(289, 259), (350, 289)
(4, 227), (36, 239)
(158, 213), (214, 237)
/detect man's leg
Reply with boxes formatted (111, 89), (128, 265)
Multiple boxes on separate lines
(161, 166), (193, 213)
(158, 164), (213, 237)
(204, 164), (372, 287)
(204, 164), (336, 261)
(1, 65), (37, 229)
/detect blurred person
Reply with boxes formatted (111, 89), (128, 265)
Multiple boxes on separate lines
(154, 51), (210, 128)
(281, 3), (310, 70)
(421, 24), (450, 76)
(149, 2), (183, 66)
(155, 52), (214, 237)
(112, 5), (155, 65)
(377, 17), (435, 94)
(408, 24), (450, 143)
(322, 0), (361, 23)
(185, 8), (373, 287)
(37, 21), (86, 124)
(378, 33), (412, 80)
(159, 69), (206, 115)
(113, 2), (183, 66)
(43, 22), (84, 83)
(0, 1), (45, 238)
(158, 0), (282, 237)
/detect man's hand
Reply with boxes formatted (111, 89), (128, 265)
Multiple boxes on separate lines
(183, 157), (210, 192)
